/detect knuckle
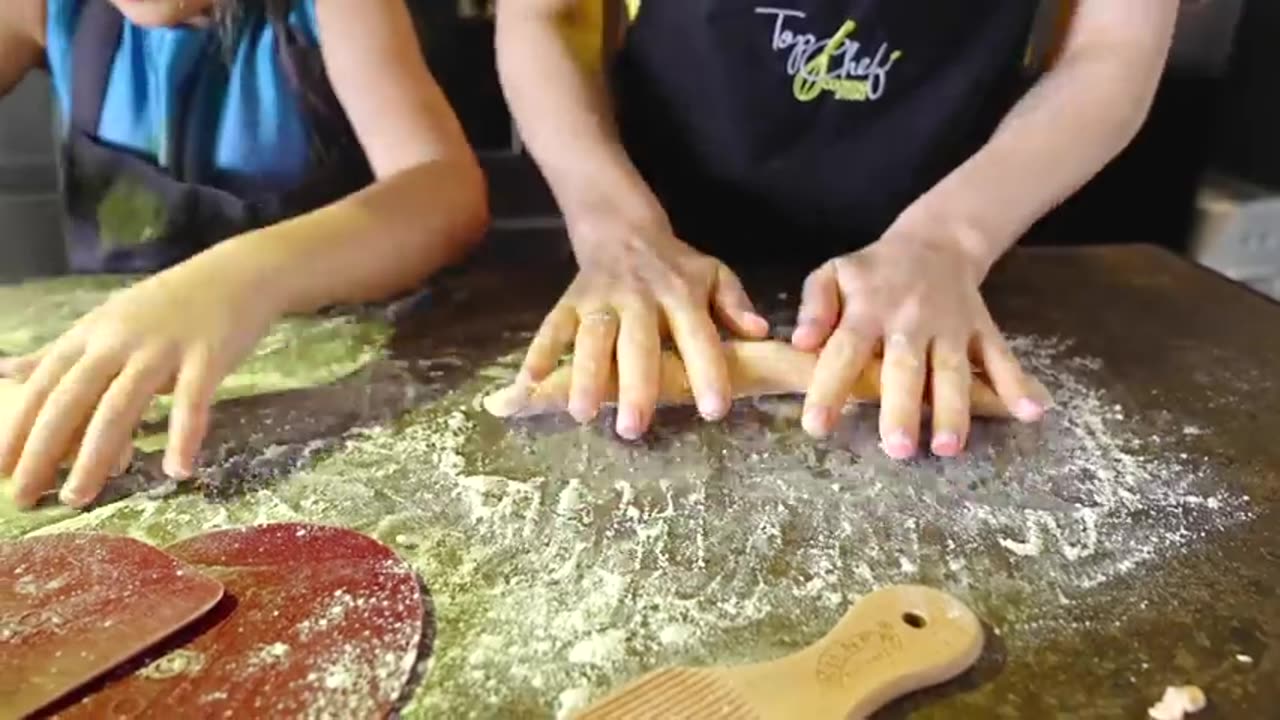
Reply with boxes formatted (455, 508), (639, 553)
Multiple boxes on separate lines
(885, 352), (923, 373)
(931, 351), (970, 374)
(835, 313), (875, 336)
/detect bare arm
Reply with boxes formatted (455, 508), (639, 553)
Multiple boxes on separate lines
(0, 0), (487, 508)
(493, 0), (768, 441)
(0, 0), (44, 96)
(795, 1), (1176, 459)
(196, 0), (489, 314)
(896, 0), (1179, 273)
(495, 0), (663, 235)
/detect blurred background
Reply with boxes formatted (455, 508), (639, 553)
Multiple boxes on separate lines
(3, 0), (1279, 300)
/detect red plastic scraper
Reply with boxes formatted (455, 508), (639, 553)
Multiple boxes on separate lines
(0, 533), (225, 719)
(54, 523), (427, 719)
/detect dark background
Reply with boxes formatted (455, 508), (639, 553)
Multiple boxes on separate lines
(1, 0), (1276, 278)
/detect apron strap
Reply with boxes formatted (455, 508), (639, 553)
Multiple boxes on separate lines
(69, 0), (125, 134)
(175, 40), (227, 183)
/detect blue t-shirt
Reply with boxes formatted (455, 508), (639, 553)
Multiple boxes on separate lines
(45, 0), (320, 193)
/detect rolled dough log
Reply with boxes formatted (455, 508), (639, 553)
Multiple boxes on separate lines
(484, 340), (1028, 419)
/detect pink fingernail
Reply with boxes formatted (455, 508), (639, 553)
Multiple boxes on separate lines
(803, 407), (831, 437)
(883, 430), (916, 459)
(932, 432), (960, 456)
(569, 400), (597, 423)
(1015, 398), (1044, 422)
(698, 395), (728, 421)
(617, 409), (643, 440)
(163, 456), (191, 480)
(59, 485), (88, 508)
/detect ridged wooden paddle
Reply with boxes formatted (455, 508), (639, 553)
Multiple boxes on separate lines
(576, 585), (984, 720)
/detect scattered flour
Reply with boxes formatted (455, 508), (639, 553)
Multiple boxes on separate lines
(556, 686), (593, 719)
(1148, 685), (1208, 720)
(245, 642), (292, 670)
(11, 335), (1254, 718)
(314, 335), (1245, 716)
(138, 649), (206, 680)
(568, 629), (628, 666)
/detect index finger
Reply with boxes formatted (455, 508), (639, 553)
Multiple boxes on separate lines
(520, 304), (578, 384)
(164, 348), (221, 479)
(802, 326), (875, 438)
(63, 354), (171, 506)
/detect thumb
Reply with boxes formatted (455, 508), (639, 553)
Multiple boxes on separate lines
(712, 265), (768, 338)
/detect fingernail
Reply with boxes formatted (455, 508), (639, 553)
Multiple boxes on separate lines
(803, 407), (832, 437)
(747, 313), (769, 334)
(1014, 398), (1044, 422)
(163, 455), (191, 480)
(931, 432), (960, 456)
(698, 395), (728, 421)
(616, 408), (642, 440)
(568, 400), (597, 423)
(59, 484), (88, 508)
(883, 430), (916, 460)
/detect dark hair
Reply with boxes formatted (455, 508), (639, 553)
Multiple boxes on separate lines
(211, 0), (292, 48)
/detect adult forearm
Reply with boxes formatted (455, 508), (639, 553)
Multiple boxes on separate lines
(197, 158), (488, 314)
(495, 4), (665, 241)
(899, 43), (1172, 274)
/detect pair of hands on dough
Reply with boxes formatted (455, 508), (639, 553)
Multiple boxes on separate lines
(0, 259), (274, 510)
(507, 216), (1052, 458)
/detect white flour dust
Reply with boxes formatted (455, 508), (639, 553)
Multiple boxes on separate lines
(340, 334), (1250, 716)
(12, 334), (1253, 717)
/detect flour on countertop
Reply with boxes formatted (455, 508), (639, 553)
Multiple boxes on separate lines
(13, 335), (1253, 718)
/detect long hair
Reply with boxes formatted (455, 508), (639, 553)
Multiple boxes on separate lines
(210, 0), (292, 52)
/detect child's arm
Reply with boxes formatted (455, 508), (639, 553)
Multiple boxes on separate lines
(795, 0), (1177, 458)
(495, 0), (767, 441)
(890, 0), (1178, 274)
(0, 0), (44, 94)
(0, 0), (487, 509)
(211, 0), (489, 312)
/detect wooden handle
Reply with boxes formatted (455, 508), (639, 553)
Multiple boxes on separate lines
(577, 584), (984, 720)
(730, 584), (985, 719)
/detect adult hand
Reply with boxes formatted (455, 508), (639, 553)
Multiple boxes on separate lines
(519, 216), (769, 439)
(0, 258), (276, 508)
(792, 229), (1051, 459)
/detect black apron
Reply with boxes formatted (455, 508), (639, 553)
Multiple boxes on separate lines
(61, 0), (372, 274)
(615, 0), (1040, 264)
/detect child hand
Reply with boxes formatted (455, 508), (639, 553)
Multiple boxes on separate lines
(0, 259), (276, 508)
(520, 217), (768, 439)
(792, 229), (1051, 459)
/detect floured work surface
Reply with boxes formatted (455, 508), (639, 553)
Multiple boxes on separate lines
(2, 245), (1278, 718)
